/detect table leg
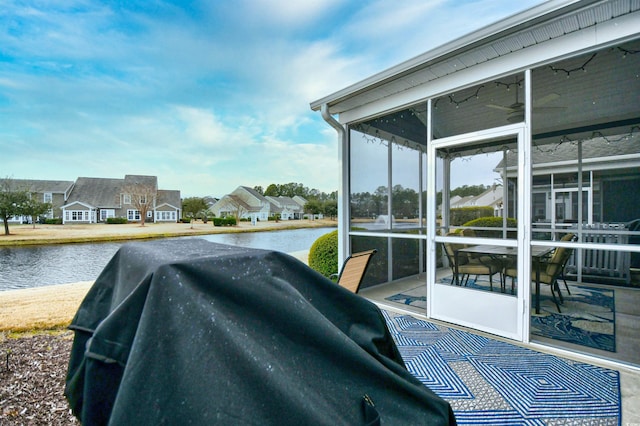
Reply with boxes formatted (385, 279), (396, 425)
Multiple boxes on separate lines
(535, 259), (541, 314)
(454, 251), (459, 286)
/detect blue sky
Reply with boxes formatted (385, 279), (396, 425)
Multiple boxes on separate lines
(1, 0), (544, 198)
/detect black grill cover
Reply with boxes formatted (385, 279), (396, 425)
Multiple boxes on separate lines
(65, 239), (455, 425)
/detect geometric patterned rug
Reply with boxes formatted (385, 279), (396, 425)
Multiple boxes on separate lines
(383, 310), (621, 425)
(385, 279), (616, 353)
(531, 285), (615, 352)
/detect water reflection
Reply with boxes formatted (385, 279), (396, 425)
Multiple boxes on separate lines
(0, 243), (122, 291)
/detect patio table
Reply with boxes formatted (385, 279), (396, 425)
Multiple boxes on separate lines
(455, 244), (554, 313)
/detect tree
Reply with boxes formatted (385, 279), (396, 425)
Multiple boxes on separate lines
(264, 184), (279, 196)
(0, 178), (30, 235)
(21, 197), (52, 229)
(122, 183), (156, 226)
(304, 199), (323, 220)
(323, 200), (338, 219)
(182, 197), (208, 221)
(218, 195), (247, 225)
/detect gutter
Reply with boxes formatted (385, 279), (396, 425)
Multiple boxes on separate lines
(320, 104), (349, 268)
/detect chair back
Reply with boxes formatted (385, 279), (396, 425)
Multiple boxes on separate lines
(443, 233), (468, 267)
(545, 233), (575, 278)
(336, 249), (377, 293)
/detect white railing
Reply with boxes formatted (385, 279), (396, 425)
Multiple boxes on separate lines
(565, 223), (631, 284)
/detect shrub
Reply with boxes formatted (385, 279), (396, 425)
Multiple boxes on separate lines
(308, 230), (338, 279)
(44, 218), (62, 225)
(450, 207), (494, 226)
(462, 216), (517, 238)
(213, 217), (236, 226)
(106, 217), (128, 224)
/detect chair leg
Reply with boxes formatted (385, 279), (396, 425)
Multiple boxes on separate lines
(549, 285), (562, 313)
(562, 275), (571, 295)
(554, 281), (564, 304)
(488, 274), (493, 291)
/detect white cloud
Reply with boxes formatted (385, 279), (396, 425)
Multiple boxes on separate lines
(0, 0), (545, 199)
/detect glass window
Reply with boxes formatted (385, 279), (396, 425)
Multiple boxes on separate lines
(127, 209), (140, 220)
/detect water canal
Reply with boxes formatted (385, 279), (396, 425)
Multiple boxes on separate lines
(0, 227), (334, 291)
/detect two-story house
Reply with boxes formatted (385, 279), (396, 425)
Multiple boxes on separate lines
(211, 186), (307, 222)
(1, 179), (74, 223)
(61, 175), (181, 223)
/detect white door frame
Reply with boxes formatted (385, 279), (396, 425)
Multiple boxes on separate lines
(428, 124), (529, 341)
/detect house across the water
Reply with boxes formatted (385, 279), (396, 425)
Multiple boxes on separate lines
(1, 175), (181, 224)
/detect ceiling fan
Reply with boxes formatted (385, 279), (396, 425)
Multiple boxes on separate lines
(486, 91), (566, 123)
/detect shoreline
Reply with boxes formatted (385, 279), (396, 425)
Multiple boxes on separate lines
(0, 220), (328, 332)
(0, 249), (310, 333)
(0, 219), (335, 247)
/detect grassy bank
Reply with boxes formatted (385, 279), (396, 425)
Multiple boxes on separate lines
(0, 219), (336, 247)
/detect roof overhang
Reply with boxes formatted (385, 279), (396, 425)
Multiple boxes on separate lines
(61, 201), (95, 210)
(310, 0), (637, 119)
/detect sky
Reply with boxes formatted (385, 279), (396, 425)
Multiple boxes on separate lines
(1, 0), (544, 198)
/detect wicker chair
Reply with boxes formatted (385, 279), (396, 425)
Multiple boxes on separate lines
(504, 233), (575, 312)
(443, 233), (503, 291)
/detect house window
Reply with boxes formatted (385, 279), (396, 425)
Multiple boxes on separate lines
(66, 210), (90, 221)
(43, 193), (52, 203)
(140, 195), (147, 204)
(156, 211), (176, 221)
(147, 210), (153, 218)
(127, 209), (140, 220)
(123, 194), (132, 205)
(100, 209), (115, 221)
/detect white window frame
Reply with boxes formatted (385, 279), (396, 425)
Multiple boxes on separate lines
(127, 209), (141, 221)
(100, 209), (115, 221)
(66, 210), (90, 222)
(123, 194), (132, 205)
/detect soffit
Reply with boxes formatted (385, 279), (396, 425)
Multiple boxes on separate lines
(311, 0), (639, 116)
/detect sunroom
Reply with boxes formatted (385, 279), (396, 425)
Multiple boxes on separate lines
(311, 0), (640, 368)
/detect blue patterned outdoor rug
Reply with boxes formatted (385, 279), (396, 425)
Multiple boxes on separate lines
(531, 285), (615, 352)
(385, 280), (615, 353)
(383, 310), (621, 425)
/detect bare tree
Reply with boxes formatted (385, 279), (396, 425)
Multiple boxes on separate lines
(220, 195), (248, 225)
(122, 183), (156, 226)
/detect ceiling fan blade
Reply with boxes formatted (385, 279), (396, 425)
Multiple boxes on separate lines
(534, 93), (560, 106)
(532, 106), (567, 113)
(486, 104), (517, 112)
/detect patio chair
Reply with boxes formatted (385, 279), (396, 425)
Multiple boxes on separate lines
(504, 233), (575, 312)
(443, 234), (503, 291)
(331, 249), (377, 293)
